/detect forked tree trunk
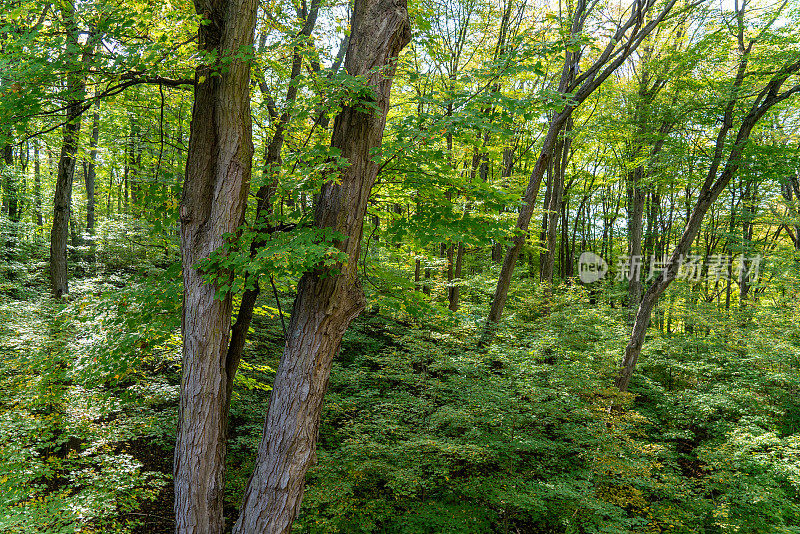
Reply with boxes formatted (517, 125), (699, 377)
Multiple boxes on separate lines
(232, 0), (410, 531)
(174, 0), (257, 530)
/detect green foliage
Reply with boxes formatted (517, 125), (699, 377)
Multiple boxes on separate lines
(0, 281), (178, 532)
(198, 223), (350, 299)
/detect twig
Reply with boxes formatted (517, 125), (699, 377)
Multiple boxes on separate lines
(270, 275), (287, 337)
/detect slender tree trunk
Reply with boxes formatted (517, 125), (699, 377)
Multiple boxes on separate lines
(2, 144), (17, 223)
(626, 167), (645, 319)
(173, 0), (257, 529)
(625, 58), (669, 319)
(1, 144), (15, 260)
(492, 242), (503, 263)
(424, 259), (431, 295)
(446, 242), (454, 303)
(414, 257), (421, 291)
(34, 140), (42, 228)
(449, 242), (464, 311)
(223, 0), (323, 384)
(85, 110), (99, 233)
(107, 168), (113, 215)
(487, 112), (568, 326)
(492, 147), (514, 264)
(560, 197), (569, 279)
(725, 186), (736, 310)
(372, 215), (380, 242)
(539, 149), (554, 281)
(50, 0), (87, 298)
(740, 179), (756, 303)
(1, 146), (8, 217)
(542, 116), (572, 285)
(232, 1), (410, 530)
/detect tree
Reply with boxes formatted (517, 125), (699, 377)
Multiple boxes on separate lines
(484, 0), (686, 335)
(49, 0), (92, 298)
(616, 1), (800, 390)
(232, 0), (411, 530)
(224, 0), (323, 389)
(85, 108), (99, 233)
(173, 0), (258, 530)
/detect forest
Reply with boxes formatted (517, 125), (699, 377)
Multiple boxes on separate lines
(2, 0), (800, 531)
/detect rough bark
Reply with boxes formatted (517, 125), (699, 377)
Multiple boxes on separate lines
(232, 0), (410, 531)
(173, 0), (257, 530)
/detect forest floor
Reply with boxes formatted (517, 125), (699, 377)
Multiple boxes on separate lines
(2, 254), (800, 533)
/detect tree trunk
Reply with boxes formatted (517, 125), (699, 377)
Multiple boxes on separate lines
(542, 116), (572, 285)
(222, 0), (323, 390)
(232, 0), (410, 530)
(624, 56), (670, 320)
(538, 149), (554, 281)
(49, 0), (87, 298)
(423, 260), (431, 295)
(486, 112), (569, 326)
(173, 0), (258, 529)
(34, 140), (42, 227)
(85, 110), (99, 233)
(740, 178), (756, 303)
(414, 257), (421, 291)
(2, 144), (17, 223)
(626, 167), (645, 319)
(446, 242), (454, 305)
(1, 144), (15, 260)
(449, 242), (464, 311)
